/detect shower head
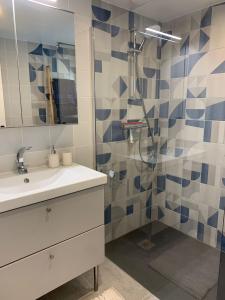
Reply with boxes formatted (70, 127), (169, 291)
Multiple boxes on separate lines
(128, 25), (182, 56)
(138, 26), (160, 51)
(138, 31), (178, 43)
(139, 25), (182, 43)
(138, 37), (146, 52)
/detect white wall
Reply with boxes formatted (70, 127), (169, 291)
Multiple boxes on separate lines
(0, 0), (95, 173)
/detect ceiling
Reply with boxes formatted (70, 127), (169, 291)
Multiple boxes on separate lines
(104, 0), (225, 22)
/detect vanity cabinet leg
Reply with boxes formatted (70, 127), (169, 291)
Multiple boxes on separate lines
(94, 266), (99, 292)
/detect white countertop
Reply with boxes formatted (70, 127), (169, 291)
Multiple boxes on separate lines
(0, 164), (107, 213)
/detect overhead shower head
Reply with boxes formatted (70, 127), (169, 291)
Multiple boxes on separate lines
(128, 24), (182, 56)
(141, 25), (182, 43)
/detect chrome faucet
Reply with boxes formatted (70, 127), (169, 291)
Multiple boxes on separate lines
(16, 147), (32, 174)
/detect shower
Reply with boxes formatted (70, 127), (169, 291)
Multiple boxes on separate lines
(128, 26), (181, 166)
(93, 2), (225, 299)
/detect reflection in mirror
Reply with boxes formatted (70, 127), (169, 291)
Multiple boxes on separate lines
(0, 0), (22, 128)
(15, 0), (78, 126)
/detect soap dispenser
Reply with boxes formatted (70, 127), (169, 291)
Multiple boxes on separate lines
(48, 146), (60, 168)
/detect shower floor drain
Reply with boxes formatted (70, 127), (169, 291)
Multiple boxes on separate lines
(137, 239), (155, 251)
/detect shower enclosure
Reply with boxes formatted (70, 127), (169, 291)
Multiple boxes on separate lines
(92, 1), (225, 299)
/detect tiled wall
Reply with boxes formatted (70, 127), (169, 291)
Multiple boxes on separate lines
(93, 0), (225, 249)
(92, 0), (161, 242)
(0, 0), (95, 172)
(156, 4), (225, 249)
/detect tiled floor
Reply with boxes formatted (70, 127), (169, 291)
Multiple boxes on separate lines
(39, 258), (158, 300)
(106, 222), (220, 300)
(39, 221), (221, 300)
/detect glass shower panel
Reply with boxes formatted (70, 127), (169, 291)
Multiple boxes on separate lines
(93, 1), (158, 243)
(217, 214), (225, 299)
(150, 14), (224, 299)
(93, 1), (225, 299)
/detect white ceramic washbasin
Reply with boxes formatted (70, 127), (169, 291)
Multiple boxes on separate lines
(0, 164), (107, 213)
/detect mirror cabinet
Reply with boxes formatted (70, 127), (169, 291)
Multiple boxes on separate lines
(0, 0), (77, 128)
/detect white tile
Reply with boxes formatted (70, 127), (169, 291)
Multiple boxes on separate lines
(77, 98), (94, 122)
(22, 117), (34, 127)
(161, 207), (180, 228)
(75, 14), (92, 34)
(0, 154), (17, 173)
(178, 125), (204, 142)
(50, 125), (74, 148)
(22, 126), (50, 151)
(207, 74), (225, 98)
(111, 10), (128, 30)
(127, 210), (141, 232)
(25, 149), (49, 168)
(210, 4), (225, 50)
(94, 28), (111, 55)
(6, 67), (20, 86)
(69, 0), (91, 18)
(0, 128), (22, 155)
(74, 145), (94, 168)
(203, 225), (217, 248)
(74, 122), (93, 147)
(199, 184), (220, 209)
(218, 209), (224, 232)
(173, 14), (192, 36)
(76, 33), (92, 64)
(76, 70), (92, 98)
(112, 217), (127, 240)
(5, 49), (18, 69)
(20, 84), (32, 119)
(18, 67), (30, 85)
(201, 142), (225, 165)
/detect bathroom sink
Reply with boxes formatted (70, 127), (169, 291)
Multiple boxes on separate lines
(0, 164), (107, 213)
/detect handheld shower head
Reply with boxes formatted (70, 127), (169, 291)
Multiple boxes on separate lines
(128, 30), (147, 55)
(138, 37), (146, 52)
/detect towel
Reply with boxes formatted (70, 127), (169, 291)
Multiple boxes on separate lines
(52, 78), (78, 124)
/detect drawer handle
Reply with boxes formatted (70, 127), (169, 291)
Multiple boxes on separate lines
(46, 207), (52, 213)
(49, 254), (55, 260)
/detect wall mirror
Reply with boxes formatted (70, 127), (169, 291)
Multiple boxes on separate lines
(0, 0), (78, 128)
(0, 0), (22, 127)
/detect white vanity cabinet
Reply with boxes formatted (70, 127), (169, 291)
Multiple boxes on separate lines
(0, 185), (105, 300)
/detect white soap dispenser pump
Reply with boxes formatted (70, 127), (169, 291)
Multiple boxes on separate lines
(48, 145), (60, 168)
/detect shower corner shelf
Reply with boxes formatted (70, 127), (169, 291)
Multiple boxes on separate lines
(121, 121), (147, 130)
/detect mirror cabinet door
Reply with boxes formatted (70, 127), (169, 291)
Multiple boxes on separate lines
(0, 0), (22, 128)
(15, 0), (78, 126)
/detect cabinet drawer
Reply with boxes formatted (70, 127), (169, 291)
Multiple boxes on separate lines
(0, 186), (104, 267)
(0, 226), (105, 300)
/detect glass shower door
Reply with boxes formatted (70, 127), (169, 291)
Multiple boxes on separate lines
(92, 1), (225, 299)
